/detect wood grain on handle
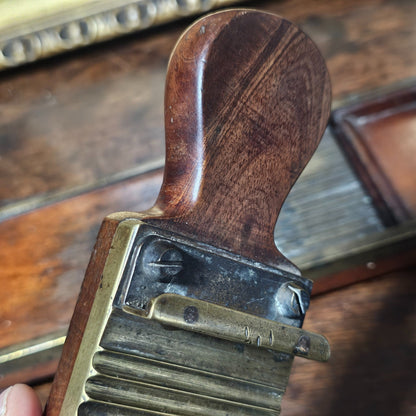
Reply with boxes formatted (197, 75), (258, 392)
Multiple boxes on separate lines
(147, 10), (331, 269)
(45, 10), (330, 415)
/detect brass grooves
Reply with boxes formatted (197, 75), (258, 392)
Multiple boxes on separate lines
(61, 219), (288, 415)
(84, 308), (287, 415)
(60, 218), (142, 415)
(88, 350), (282, 412)
(85, 376), (277, 416)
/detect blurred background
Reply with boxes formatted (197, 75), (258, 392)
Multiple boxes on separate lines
(0, 0), (415, 414)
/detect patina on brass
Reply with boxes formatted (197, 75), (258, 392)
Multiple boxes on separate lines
(59, 218), (329, 415)
(145, 293), (330, 362)
(59, 218), (142, 415)
(45, 9), (333, 415)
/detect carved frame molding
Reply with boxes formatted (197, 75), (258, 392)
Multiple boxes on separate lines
(0, 0), (242, 70)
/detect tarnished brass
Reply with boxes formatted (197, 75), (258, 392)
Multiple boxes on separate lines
(59, 218), (328, 415)
(145, 293), (330, 362)
(60, 218), (142, 416)
(44, 10), (333, 414)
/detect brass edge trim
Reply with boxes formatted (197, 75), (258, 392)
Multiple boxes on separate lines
(0, 0), (243, 70)
(61, 218), (142, 416)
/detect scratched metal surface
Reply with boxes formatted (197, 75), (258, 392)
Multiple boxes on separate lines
(276, 129), (385, 269)
(0, 128), (390, 390)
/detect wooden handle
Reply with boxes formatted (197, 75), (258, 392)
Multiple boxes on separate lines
(45, 11), (330, 415)
(147, 10), (331, 269)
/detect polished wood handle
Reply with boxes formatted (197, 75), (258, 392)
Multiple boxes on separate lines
(45, 11), (330, 415)
(148, 10), (331, 269)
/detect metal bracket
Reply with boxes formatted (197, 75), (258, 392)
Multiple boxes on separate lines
(142, 293), (330, 362)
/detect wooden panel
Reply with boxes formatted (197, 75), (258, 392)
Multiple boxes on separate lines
(33, 268), (416, 416)
(2, 0), (416, 215)
(2, 0), (416, 408)
(332, 87), (416, 224)
(0, 26), (170, 209)
(282, 268), (416, 416)
(275, 130), (384, 268)
(0, 171), (162, 350)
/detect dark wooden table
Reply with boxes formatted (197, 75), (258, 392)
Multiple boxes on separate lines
(0, 0), (415, 415)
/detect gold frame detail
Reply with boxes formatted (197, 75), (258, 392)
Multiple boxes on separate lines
(0, 0), (242, 70)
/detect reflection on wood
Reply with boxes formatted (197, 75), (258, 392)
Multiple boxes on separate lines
(1, 1), (416, 414)
(0, 172), (162, 350)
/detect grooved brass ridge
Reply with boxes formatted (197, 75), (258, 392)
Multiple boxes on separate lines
(144, 294), (330, 362)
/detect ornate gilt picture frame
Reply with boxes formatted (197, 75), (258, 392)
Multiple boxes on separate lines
(0, 0), (242, 70)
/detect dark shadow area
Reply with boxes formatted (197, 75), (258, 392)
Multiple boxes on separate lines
(327, 270), (416, 415)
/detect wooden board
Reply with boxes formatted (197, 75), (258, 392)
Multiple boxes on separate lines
(2, 0), (416, 215)
(0, 171), (162, 349)
(332, 87), (416, 225)
(1, 0), (416, 411)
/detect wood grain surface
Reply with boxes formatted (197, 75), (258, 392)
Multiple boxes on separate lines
(332, 87), (416, 225)
(0, 171), (162, 350)
(146, 10), (330, 269)
(1, 0), (416, 414)
(0, 31), (169, 211)
(1, 0), (416, 214)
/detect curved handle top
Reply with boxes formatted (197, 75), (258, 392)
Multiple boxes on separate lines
(147, 9), (331, 270)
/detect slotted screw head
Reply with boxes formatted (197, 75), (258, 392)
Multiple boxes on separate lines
(276, 282), (310, 320)
(141, 239), (184, 282)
